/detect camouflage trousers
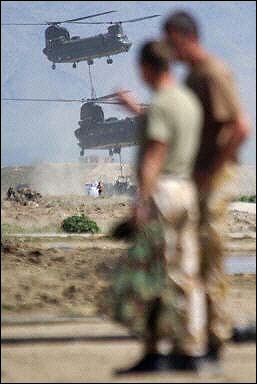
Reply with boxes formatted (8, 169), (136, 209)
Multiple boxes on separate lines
(198, 162), (238, 347)
(104, 177), (207, 357)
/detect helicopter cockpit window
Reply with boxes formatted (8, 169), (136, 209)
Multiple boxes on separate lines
(107, 24), (123, 37)
(45, 26), (70, 44)
(80, 104), (104, 123)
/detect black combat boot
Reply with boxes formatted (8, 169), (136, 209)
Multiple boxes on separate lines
(232, 323), (256, 343)
(115, 298), (170, 374)
(115, 353), (169, 374)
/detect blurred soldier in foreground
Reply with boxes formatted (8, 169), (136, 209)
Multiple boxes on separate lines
(163, 11), (251, 363)
(106, 40), (207, 373)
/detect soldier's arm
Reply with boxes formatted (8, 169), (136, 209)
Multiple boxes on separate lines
(116, 90), (143, 115)
(196, 69), (251, 189)
(212, 114), (251, 174)
(132, 140), (168, 228)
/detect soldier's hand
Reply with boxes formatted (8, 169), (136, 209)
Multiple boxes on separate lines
(116, 90), (142, 115)
(132, 205), (150, 230)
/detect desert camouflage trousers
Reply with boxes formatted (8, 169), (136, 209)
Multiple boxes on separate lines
(198, 162), (238, 346)
(103, 177), (207, 357)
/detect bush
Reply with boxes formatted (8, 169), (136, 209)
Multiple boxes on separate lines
(62, 214), (100, 234)
(237, 195), (256, 203)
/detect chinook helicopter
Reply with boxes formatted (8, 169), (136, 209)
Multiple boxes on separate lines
(74, 92), (143, 157)
(2, 92), (145, 157)
(2, 12), (160, 69)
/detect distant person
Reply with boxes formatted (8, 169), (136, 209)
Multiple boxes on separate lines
(108, 40), (206, 373)
(97, 181), (103, 196)
(163, 10), (251, 363)
(7, 185), (16, 200)
(90, 182), (98, 197)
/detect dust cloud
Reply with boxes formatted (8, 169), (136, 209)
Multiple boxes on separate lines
(29, 161), (134, 195)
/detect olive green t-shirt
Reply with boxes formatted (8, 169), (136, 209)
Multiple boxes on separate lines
(139, 85), (203, 178)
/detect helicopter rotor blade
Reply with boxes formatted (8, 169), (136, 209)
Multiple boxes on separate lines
(1, 23), (47, 26)
(87, 90), (131, 102)
(94, 101), (149, 107)
(47, 10), (117, 25)
(68, 21), (112, 25)
(2, 98), (82, 102)
(94, 101), (124, 105)
(2, 96), (148, 107)
(72, 14), (160, 25)
(1, 11), (117, 26)
(114, 15), (161, 24)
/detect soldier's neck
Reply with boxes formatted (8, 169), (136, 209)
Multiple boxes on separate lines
(154, 72), (174, 91)
(188, 45), (210, 66)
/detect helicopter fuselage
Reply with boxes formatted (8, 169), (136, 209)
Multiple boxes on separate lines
(43, 24), (132, 64)
(74, 116), (140, 151)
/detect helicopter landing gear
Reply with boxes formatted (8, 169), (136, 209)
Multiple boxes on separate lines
(72, 62), (77, 68)
(80, 149), (85, 157)
(51, 63), (56, 70)
(87, 59), (94, 66)
(107, 57), (113, 64)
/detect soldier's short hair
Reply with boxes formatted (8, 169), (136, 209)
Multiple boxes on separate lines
(163, 11), (199, 38)
(139, 40), (172, 73)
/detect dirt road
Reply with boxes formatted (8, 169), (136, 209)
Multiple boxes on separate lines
(2, 330), (256, 383)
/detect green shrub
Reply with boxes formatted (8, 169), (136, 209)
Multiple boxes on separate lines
(1, 223), (25, 234)
(237, 195), (256, 203)
(62, 214), (100, 234)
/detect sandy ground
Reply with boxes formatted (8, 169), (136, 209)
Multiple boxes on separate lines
(3, 238), (254, 383)
(1, 162), (256, 235)
(2, 337), (256, 383)
(1, 195), (131, 234)
(1, 241), (124, 317)
(1, 163), (256, 196)
(1, 270), (256, 383)
(2, 195), (256, 235)
(1, 163), (256, 383)
(2, 233), (255, 383)
(1, 237), (255, 319)
(230, 202), (256, 214)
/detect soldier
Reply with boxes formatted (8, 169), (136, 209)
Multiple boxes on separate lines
(15, 191), (26, 206)
(163, 11), (251, 363)
(108, 40), (207, 373)
(7, 185), (16, 200)
(35, 192), (42, 202)
(25, 188), (33, 200)
(97, 181), (103, 196)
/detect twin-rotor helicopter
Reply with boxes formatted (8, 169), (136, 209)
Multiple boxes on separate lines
(2, 11), (160, 69)
(2, 93), (147, 158)
(2, 9), (156, 160)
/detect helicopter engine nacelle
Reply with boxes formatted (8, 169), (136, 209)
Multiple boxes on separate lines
(45, 25), (70, 48)
(80, 103), (104, 123)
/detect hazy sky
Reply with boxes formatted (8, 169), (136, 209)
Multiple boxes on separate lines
(1, 1), (256, 165)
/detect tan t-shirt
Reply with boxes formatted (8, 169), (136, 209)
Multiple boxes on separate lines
(185, 56), (241, 172)
(138, 85), (203, 178)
